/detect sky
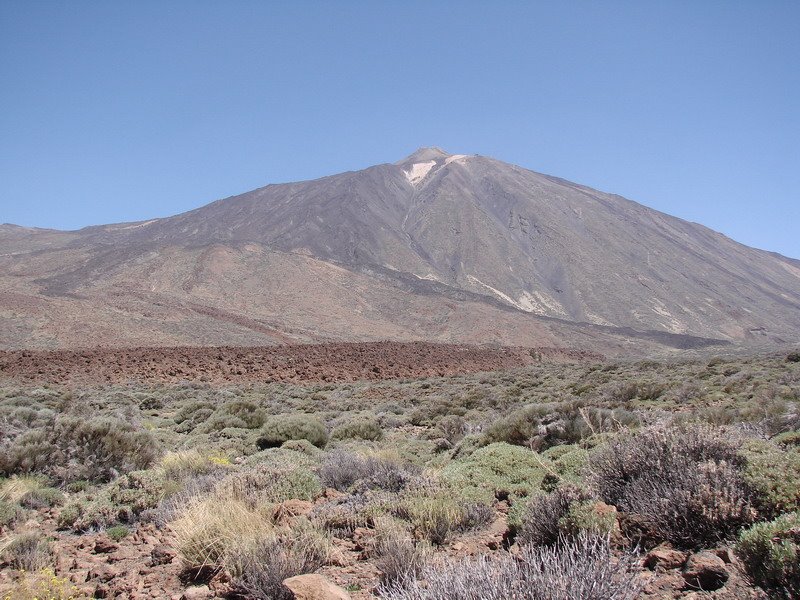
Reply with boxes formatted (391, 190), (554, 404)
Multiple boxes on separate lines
(1, 1), (798, 258)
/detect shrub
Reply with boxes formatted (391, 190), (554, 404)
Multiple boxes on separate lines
(224, 462), (321, 506)
(0, 498), (22, 529)
(787, 352), (800, 363)
(310, 494), (373, 536)
(0, 416), (157, 483)
(379, 535), (641, 600)
(330, 414), (383, 441)
(161, 449), (231, 481)
(257, 414), (328, 449)
(172, 494), (272, 570)
(482, 402), (637, 450)
(0, 531), (51, 571)
(590, 424), (754, 548)
(1, 567), (84, 600)
(319, 451), (418, 493)
(741, 439), (800, 517)
(737, 512), (800, 599)
(202, 400), (267, 432)
(281, 439), (321, 456)
(106, 525), (130, 541)
(517, 486), (590, 546)
(1, 477), (63, 508)
(226, 522), (331, 600)
(441, 443), (552, 503)
(369, 518), (430, 586)
(393, 487), (493, 546)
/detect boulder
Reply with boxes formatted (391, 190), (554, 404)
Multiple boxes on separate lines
(643, 543), (688, 570)
(282, 574), (351, 600)
(683, 551), (729, 591)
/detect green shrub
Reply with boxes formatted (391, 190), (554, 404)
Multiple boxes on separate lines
(106, 525), (130, 541)
(393, 487), (493, 546)
(441, 443), (552, 503)
(19, 486), (63, 509)
(517, 486), (590, 546)
(223, 462), (322, 505)
(281, 439), (321, 456)
(331, 414), (383, 441)
(737, 512), (800, 599)
(257, 414), (328, 449)
(741, 439), (800, 517)
(202, 400), (267, 432)
(0, 498), (22, 528)
(559, 500), (617, 540)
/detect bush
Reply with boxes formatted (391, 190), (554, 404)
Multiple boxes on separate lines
(737, 512), (800, 599)
(172, 494), (272, 570)
(330, 414), (383, 441)
(393, 486), (493, 545)
(281, 439), (321, 457)
(440, 443), (552, 503)
(1, 477), (63, 509)
(379, 535), (641, 600)
(0, 416), (157, 483)
(319, 451), (418, 493)
(202, 400), (267, 432)
(369, 518), (430, 586)
(223, 462), (322, 506)
(0, 531), (51, 571)
(482, 402), (637, 450)
(517, 486), (591, 546)
(257, 414), (328, 449)
(161, 449), (231, 481)
(0, 498), (22, 529)
(106, 525), (130, 541)
(741, 439), (800, 518)
(310, 494), (373, 536)
(0, 567), (83, 600)
(226, 522), (331, 600)
(590, 424), (754, 548)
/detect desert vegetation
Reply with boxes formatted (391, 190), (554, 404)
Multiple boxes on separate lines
(0, 350), (799, 598)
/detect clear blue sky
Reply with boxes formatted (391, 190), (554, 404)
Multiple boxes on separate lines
(1, 1), (798, 258)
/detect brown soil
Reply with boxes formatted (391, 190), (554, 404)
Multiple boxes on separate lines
(0, 342), (600, 386)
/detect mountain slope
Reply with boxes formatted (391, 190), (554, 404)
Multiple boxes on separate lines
(1, 148), (798, 351)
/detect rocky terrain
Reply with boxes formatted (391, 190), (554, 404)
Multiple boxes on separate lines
(0, 342), (599, 386)
(2, 148), (799, 352)
(1, 351), (798, 599)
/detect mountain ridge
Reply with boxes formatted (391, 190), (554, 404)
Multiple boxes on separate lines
(1, 147), (798, 352)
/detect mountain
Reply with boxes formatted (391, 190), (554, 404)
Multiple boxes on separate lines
(2, 147), (799, 352)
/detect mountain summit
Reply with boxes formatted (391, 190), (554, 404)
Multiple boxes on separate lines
(1, 149), (799, 351)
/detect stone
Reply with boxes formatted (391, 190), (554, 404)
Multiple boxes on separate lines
(150, 544), (177, 566)
(93, 536), (118, 554)
(273, 499), (314, 524)
(282, 574), (352, 600)
(643, 543), (689, 570)
(683, 551), (729, 591)
(181, 585), (214, 600)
